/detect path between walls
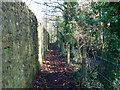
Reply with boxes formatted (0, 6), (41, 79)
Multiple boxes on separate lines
(33, 43), (79, 88)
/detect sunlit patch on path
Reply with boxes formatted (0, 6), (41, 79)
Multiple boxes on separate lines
(33, 43), (78, 88)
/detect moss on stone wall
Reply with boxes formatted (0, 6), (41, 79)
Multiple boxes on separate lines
(1, 2), (39, 88)
(43, 27), (49, 60)
(37, 23), (49, 65)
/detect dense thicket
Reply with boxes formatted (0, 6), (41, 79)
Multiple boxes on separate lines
(51, 2), (120, 89)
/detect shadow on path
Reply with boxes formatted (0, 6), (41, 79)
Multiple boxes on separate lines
(33, 43), (78, 88)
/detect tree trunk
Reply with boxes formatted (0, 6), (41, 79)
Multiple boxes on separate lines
(78, 47), (83, 64)
(81, 47), (88, 87)
(67, 43), (70, 64)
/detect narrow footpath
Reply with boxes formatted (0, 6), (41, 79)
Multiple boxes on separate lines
(33, 43), (78, 89)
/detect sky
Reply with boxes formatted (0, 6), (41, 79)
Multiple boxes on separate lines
(22, 0), (63, 25)
(21, 0), (64, 31)
(23, 0), (46, 23)
(21, 0), (97, 27)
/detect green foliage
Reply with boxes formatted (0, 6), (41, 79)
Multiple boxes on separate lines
(53, 1), (119, 89)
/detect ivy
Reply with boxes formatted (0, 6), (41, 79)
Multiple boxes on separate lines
(53, 1), (119, 89)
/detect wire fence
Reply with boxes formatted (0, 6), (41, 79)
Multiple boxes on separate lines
(95, 55), (120, 67)
(87, 52), (119, 87)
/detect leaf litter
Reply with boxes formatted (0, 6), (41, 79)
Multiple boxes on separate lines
(33, 43), (79, 89)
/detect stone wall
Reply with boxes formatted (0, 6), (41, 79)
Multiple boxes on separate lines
(1, 2), (39, 88)
(38, 23), (49, 65)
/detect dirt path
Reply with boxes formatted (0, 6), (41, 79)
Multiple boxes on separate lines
(33, 43), (78, 89)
